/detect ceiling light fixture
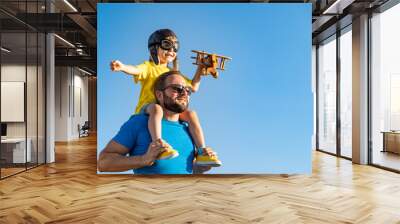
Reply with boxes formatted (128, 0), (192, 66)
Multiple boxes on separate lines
(63, 0), (78, 12)
(1, 47), (11, 53)
(54, 34), (75, 48)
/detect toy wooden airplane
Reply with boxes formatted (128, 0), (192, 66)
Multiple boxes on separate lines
(191, 50), (232, 78)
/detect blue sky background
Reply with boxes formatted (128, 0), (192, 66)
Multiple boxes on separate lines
(98, 3), (312, 174)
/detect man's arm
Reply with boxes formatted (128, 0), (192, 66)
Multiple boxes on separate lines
(98, 140), (165, 172)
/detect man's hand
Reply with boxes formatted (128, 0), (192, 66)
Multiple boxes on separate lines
(110, 60), (124, 72)
(141, 140), (168, 166)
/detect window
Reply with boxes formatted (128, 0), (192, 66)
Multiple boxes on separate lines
(317, 35), (337, 154)
(339, 27), (352, 158)
(371, 2), (400, 171)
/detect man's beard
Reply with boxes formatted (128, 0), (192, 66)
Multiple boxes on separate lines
(162, 92), (188, 113)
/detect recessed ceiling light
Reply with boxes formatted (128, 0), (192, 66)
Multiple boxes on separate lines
(77, 67), (93, 76)
(63, 0), (78, 12)
(54, 34), (75, 48)
(322, 0), (355, 15)
(1, 47), (11, 53)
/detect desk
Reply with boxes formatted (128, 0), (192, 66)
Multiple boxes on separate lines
(381, 131), (400, 154)
(1, 138), (31, 163)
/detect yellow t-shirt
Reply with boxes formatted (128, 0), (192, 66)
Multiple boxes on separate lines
(133, 61), (191, 114)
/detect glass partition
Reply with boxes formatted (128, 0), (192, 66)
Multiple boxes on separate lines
(317, 35), (337, 154)
(371, 3), (400, 171)
(339, 27), (352, 158)
(0, 1), (46, 179)
(1, 30), (28, 178)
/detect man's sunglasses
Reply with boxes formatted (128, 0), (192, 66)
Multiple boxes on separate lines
(162, 84), (192, 96)
(159, 39), (179, 52)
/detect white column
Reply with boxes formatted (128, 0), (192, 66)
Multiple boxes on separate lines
(352, 14), (369, 164)
(46, 33), (55, 163)
(46, 1), (55, 163)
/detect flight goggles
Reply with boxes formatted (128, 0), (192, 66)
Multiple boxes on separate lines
(159, 39), (179, 52)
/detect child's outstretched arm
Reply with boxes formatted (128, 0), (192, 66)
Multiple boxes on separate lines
(110, 60), (141, 76)
(190, 64), (206, 92)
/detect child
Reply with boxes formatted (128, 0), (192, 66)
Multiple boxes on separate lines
(110, 29), (221, 167)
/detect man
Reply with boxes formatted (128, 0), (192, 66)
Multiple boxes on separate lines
(98, 70), (214, 174)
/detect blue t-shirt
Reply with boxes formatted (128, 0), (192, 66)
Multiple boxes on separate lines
(113, 114), (195, 174)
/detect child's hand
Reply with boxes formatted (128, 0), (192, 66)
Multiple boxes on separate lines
(110, 60), (124, 71)
(196, 63), (208, 76)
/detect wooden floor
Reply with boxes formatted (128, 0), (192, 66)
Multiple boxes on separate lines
(1, 167), (26, 178)
(1, 135), (400, 223)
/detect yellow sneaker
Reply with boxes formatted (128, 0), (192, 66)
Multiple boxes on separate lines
(195, 150), (221, 167)
(157, 147), (179, 160)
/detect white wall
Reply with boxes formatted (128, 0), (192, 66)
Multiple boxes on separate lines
(1, 65), (32, 138)
(55, 67), (89, 141)
(72, 73), (89, 138)
(55, 66), (69, 141)
(1, 63), (46, 163)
